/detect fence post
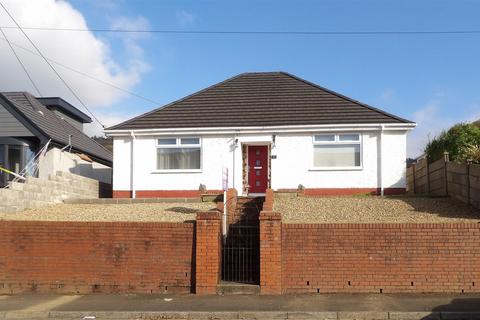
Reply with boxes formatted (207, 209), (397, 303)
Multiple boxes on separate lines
(195, 210), (222, 295)
(444, 152), (450, 196)
(426, 159), (431, 195)
(412, 163), (416, 194)
(467, 160), (471, 205)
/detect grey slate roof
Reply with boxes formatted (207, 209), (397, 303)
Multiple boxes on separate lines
(108, 72), (413, 130)
(0, 92), (112, 163)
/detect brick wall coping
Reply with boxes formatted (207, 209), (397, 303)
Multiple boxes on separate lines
(0, 220), (194, 228)
(196, 210), (222, 220)
(283, 222), (480, 228)
(259, 211), (282, 221)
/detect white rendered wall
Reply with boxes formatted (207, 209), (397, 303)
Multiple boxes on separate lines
(113, 135), (234, 191)
(112, 137), (132, 191)
(267, 131), (405, 190)
(39, 147), (112, 184)
(269, 132), (379, 190)
(381, 130), (407, 188)
(112, 131), (408, 193)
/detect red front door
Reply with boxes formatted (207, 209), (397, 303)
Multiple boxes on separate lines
(248, 145), (269, 194)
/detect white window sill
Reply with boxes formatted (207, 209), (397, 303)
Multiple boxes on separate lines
(309, 167), (363, 171)
(152, 169), (202, 174)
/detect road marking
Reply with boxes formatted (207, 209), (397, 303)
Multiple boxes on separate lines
(20, 295), (81, 312)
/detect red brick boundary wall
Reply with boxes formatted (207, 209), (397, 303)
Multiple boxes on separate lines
(259, 211), (282, 295)
(0, 221), (194, 294)
(195, 211), (222, 294)
(282, 223), (480, 294)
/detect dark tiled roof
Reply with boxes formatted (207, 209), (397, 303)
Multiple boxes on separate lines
(109, 72), (413, 130)
(36, 97), (92, 123)
(0, 92), (112, 163)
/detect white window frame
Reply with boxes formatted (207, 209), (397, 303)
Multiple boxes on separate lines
(311, 133), (363, 171)
(153, 137), (202, 173)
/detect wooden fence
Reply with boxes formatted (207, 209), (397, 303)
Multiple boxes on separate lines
(406, 154), (480, 209)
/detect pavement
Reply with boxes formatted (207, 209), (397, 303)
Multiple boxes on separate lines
(0, 293), (480, 319)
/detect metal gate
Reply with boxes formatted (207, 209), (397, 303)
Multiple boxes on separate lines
(221, 197), (261, 284)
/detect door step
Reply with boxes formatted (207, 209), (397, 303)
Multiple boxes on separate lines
(217, 282), (260, 295)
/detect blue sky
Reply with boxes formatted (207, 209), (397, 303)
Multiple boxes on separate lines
(3, 0), (480, 157)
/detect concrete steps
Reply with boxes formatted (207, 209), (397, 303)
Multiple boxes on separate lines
(217, 282), (260, 295)
(0, 171), (100, 213)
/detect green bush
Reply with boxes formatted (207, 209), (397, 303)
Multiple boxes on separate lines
(424, 123), (480, 164)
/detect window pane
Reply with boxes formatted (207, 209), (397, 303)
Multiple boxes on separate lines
(180, 137), (200, 145)
(314, 135), (335, 142)
(157, 147), (201, 169)
(339, 134), (360, 141)
(314, 144), (360, 167)
(158, 138), (176, 145)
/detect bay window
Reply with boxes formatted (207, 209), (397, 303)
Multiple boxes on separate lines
(313, 133), (361, 169)
(156, 137), (201, 171)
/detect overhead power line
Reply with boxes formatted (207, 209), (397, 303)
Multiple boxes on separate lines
(1, 26), (480, 35)
(0, 35), (161, 106)
(0, 1), (105, 128)
(0, 27), (42, 96)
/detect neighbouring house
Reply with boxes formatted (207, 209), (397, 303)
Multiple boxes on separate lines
(0, 92), (112, 187)
(105, 72), (415, 198)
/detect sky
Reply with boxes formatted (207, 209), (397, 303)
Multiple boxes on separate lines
(0, 0), (479, 158)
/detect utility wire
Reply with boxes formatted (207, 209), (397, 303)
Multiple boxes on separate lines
(0, 35), (161, 106)
(1, 26), (480, 35)
(0, 27), (42, 96)
(0, 1), (105, 128)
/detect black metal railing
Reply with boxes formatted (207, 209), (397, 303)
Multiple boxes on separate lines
(221, 197), (262, 284)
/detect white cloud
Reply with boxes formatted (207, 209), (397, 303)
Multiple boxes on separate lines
(176, 10), (195, 26)
(109, 15), (150, 57)
(0, 0), (150, 112)
(408, 102), (444, 158)
(378, 88), (395, 102)
(84, 111), (133, 137)
(407, 94), (478, 158)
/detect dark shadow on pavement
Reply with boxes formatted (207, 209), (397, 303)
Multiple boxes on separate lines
(421, 298), (480, 319)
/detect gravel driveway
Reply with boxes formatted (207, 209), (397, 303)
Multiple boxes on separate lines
(0, 202), (215, 222)
(274, 196), (480, 223)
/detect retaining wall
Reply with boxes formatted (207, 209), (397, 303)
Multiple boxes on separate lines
(259, 213), (480, 294)
(0, 221), (195, 294)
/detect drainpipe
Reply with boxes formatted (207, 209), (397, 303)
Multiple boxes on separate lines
(379, 125), (385, 196)
(130, 130), (136, 199)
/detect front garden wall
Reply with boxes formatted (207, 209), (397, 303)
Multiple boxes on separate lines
(282, 223), (480, 293)
(0, 221), (195, 294)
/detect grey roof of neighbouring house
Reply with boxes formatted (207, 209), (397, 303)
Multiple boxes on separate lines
(0, 92), (112, 164)
(36, 97), (93, 123)
(108, 72), (413, 131)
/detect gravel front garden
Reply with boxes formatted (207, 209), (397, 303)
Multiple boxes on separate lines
(274, 196), (480, 223)
(0, 202), (215, 222)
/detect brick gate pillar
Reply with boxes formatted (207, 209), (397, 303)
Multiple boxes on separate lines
(195, 210), (222, 294)
(259, 210), (282, 295)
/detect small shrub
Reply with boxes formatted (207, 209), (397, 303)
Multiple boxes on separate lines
(457, 144), (480, 164)
(425, 123), (480, 163)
